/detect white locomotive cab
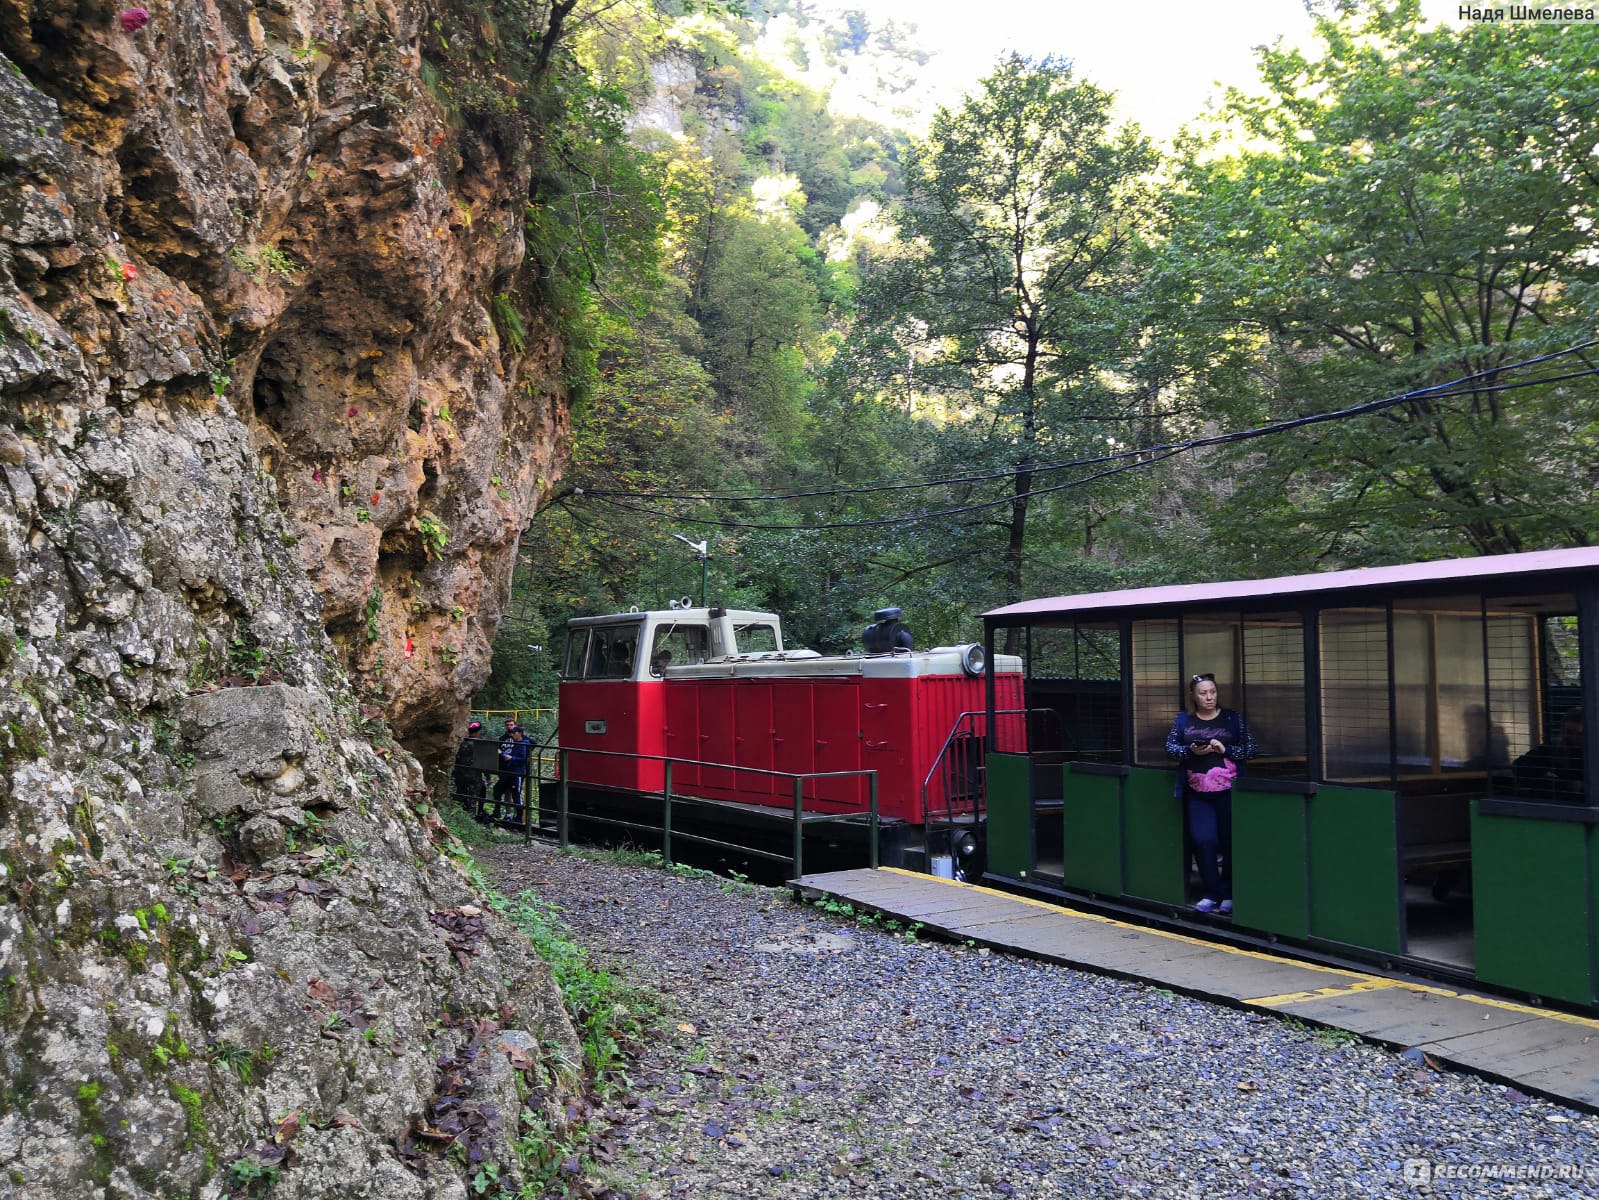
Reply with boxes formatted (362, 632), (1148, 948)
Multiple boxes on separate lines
(562, 607), (786, 682)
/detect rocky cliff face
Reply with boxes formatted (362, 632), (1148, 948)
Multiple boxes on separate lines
(0, 0), (576, 1196)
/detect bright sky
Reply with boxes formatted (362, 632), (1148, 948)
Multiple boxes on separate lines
(849, 0), (1316, 140)
(830, 0), (1470, 142)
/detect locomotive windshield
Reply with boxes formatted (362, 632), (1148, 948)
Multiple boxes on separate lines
(562, 622), (643, 679)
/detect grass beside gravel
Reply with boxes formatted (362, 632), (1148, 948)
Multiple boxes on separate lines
(442, 803), (656, 1197)
(565, 842), (767, 897)
(443, 802), (653, 1081)
(494, 887), (652, 1082)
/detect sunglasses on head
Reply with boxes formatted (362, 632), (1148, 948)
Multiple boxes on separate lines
(1190, 673), (1215, 684)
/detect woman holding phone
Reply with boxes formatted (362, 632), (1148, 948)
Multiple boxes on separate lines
(1165, 673), (1256, 915)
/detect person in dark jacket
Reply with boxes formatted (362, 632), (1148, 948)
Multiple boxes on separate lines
(492, 723), (530, 821)
(1165, 673), (1256, 916)
(452, 720), (487, 816)
(1513, 708), (1584, 800)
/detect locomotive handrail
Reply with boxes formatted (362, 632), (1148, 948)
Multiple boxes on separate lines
(473, 707), (556, 729)
(545, 743), (880, 780)
(920, 707), (1064, 878)
(921, 707), (1063, 815)
(920, 708), (1054, 798)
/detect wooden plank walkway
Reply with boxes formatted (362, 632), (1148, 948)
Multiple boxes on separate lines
(791, 866), (1599, 1113)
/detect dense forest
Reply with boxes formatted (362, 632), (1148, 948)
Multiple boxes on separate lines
(479, 0), (1599, 714)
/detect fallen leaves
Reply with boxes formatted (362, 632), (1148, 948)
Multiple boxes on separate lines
(429, 906), (488, 967)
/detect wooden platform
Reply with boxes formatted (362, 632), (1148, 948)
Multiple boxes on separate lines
(791, 867), (1599, 1112)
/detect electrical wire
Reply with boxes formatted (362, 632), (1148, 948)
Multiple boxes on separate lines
(558, 344), (1599, 533)
(569, 340), (1597, 505)
(577, 447), (1191, 532)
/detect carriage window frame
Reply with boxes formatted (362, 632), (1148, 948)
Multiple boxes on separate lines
(1481, 592), (1586, 807)
(1316, 593), (1560, 789)
(1241, 612), (1308, 780)
(1025, 620), (1123, 762)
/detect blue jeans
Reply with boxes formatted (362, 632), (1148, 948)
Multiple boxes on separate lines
(1186, 790), (1232, 900)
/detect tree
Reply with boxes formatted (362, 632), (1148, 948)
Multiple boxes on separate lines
(1157, 1), (1599, 566)
(850, 55), (1157, 642)
(701, 213), (825, 444)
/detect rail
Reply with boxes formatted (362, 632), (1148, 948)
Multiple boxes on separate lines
(448, 734), (556, 826)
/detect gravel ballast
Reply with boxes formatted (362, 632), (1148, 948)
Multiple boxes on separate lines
(478, 840), (1598, 1199)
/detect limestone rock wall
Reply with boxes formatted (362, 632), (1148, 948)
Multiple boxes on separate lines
(0, 0), (578, 1196)
(2, 0), (566, 761)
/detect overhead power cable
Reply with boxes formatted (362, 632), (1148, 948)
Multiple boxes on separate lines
(570, 340), (1597, 506)
(559, 343), (1599, 533)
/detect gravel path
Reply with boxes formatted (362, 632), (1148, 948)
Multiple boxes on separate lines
(479, 841), (1599, 1199)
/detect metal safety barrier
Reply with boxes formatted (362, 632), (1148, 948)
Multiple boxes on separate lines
(536, 746), (879, 879)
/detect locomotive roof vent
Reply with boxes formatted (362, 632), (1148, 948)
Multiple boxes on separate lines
(863, 607), (915, 655)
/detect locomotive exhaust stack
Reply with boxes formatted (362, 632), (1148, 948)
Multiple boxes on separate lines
(863, 606), (915, 654)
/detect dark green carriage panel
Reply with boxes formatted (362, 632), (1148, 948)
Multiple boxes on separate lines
(1122, 767), (1186, 906)
(1061, 766), (1122, 895)
(1307, 786), (1402, 955)
(986, 752), (1033, 879)
(1232, 788), (1309, 940)
(1472, 805), (1593, 1006)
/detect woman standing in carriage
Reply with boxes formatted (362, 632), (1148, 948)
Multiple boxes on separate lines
(1166, 673), (1256, 915)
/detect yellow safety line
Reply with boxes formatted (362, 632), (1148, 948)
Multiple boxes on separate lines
(1249, 979), (1401, 1006)
(1365, 980), (1599, 1030)
(878, 867), (1366, 978)
(868, 867), (1599, 1031)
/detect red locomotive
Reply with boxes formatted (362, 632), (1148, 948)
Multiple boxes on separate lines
(547, 604), (1025, 873)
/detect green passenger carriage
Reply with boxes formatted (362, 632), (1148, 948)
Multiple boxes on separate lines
(980, 547), (1599, 1010)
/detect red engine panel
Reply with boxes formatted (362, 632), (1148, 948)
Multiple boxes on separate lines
(561, 666), (1024, 824)
(558, 680), (667, 792)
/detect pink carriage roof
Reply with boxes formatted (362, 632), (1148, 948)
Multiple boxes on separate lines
(985, 547), (1599, 622)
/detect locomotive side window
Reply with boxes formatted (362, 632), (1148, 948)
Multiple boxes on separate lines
(562, 630), (590, 678)
(734, 622), (780, 654)
(650, 624), (710, 675)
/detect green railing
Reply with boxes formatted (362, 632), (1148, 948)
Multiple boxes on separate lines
(551, 748), (879, 878)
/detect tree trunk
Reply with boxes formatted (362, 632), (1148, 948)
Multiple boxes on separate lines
(1002, 335), (1040, 657)
(535, 0), (578, 74)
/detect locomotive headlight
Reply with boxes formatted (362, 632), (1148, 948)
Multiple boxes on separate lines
(954, 832), (979, 859)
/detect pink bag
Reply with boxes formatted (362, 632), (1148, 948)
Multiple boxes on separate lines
(1186, 760), (1237, 793)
